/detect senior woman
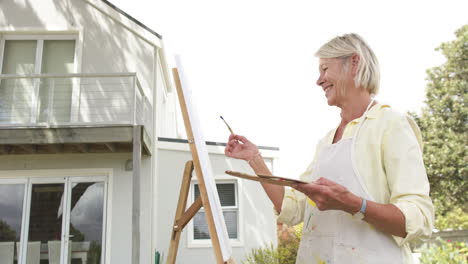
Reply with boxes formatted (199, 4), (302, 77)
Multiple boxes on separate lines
(225, 33), (434, 264)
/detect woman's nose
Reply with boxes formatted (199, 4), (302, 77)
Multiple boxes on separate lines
(316, 75), (324, 86)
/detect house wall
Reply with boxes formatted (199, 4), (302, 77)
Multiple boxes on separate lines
(156, 142), (278, 263)
(0, 153), (153, 264)
(0, 1), (180, 262)
(0, 0), (180, 137)
(0, 0), (155, 99)
(0, 1), (273, 263)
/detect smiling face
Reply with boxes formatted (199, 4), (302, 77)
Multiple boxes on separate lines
(316, 57), (356, 107)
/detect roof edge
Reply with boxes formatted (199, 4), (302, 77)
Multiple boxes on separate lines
(95, 0), (162, 40)
(101, 0), (162, 39)
(158, 137), (280, 151)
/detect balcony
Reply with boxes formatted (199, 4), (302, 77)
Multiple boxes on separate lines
(0, 73), (152, 155)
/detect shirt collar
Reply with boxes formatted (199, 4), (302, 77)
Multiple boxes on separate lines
(349, 103), (390, 124)
(325, 103), (391, 144)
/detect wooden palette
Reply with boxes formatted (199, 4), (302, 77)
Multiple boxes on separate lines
(225, 170), (308, 186)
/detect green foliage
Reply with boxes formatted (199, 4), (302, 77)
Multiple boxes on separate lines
(87, 241), (102, 264)
(276, 235), (300, 264)
(435, 207), (468, 231)
(243, 224), (302, 264)
(420, 237), (468, 264)
(0, 219), (17, 241)
(292, 223), (303, 240)
(243, 244), (281, 264)
(411, 24), (468, 214)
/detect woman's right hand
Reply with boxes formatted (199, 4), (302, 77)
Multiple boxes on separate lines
(226, 135), (284, 213)
(224, 134), (260, 161)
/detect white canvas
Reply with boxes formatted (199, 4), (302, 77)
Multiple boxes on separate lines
(175, 55), (232, 261)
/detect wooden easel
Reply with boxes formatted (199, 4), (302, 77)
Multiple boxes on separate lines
(166, 68), (235, 264)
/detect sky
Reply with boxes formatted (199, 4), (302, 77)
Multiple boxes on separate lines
(112, 0), (467, 177)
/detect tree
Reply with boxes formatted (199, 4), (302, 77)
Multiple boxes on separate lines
(0, 219), (17, 241)
(411, 24), (467, 215)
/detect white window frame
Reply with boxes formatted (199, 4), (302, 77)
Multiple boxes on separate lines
(187, 177), (244, 248)
(0, 33), (81, 123)
(0, 168), (112, 264)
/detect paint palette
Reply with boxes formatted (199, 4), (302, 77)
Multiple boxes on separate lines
(256, 174), (309, 184)
(225, 170), (308, 186)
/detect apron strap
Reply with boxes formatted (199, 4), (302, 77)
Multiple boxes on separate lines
(350, 98), (375, 200)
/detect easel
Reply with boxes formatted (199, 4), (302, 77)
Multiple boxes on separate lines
(166, 67), (235, 264)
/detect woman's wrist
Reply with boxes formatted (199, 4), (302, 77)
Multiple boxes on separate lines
(246, 151), (262, 165)
(247, 152), (270, 175)
(344, 192), (363, 215)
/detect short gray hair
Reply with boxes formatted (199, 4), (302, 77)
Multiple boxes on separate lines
(315, 33), (380, 95)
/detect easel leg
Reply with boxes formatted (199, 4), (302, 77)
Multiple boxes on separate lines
(166, 161), (194, 264)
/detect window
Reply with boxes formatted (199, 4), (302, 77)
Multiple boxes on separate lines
(0, 35), (77, 123)
(192, 182), (238, 241)
(0, 176), (107, 264)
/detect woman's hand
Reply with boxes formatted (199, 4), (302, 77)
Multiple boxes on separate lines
(291, 177), (361, 214)
(224, 134), (260, 161)
(225, 134), (285, 212)
(293, 177), (408, 237)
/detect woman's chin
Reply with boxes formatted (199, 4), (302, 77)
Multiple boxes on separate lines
(326, 97), (336, 106)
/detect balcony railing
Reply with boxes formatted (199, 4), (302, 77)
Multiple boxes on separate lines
(0, 73), (153, 136)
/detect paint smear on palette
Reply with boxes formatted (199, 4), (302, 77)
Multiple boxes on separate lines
(307, 198), (317, 207)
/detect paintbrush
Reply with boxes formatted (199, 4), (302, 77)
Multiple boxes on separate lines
(220, 116), (235, 135)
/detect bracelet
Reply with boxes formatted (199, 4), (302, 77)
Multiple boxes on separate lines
(247, 152), (262, 165)
(360, 198), (367, 214)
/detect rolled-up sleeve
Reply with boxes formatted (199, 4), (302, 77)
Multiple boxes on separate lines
(383, 113), (434, 246)
(277, 188), (307, 226)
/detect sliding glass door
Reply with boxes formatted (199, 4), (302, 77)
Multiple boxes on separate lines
(0, 180), (26, 264)
(66, 179), (106, 264)
(0, 40), (37, 123)
(0, 176), (106, 264)
(38, 40), (76, 123)
(0, 36), (76, 124)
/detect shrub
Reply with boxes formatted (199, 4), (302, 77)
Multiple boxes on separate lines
(243, 223), (302, 264)
(242, 244), (280, 264)
(419, 237), (468, 264)
(435, 207), (468, 231)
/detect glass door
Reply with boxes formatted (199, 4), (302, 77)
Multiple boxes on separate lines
(65, 178), (106, 264)
(0, 176), (107, 264)
(0, 40), (37, 123)
(0, 180), (27, 264)
(26, 178), (66, 264)
(38, 40), (76, 123)
(0, 36), (76, 124)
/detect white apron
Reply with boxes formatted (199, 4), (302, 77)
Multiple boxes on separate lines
(296, 101), (404, 264)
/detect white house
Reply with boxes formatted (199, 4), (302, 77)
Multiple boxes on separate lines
(0, 0), (278, 263)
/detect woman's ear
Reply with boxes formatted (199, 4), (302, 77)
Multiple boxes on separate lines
(350, 54), (360, 75)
